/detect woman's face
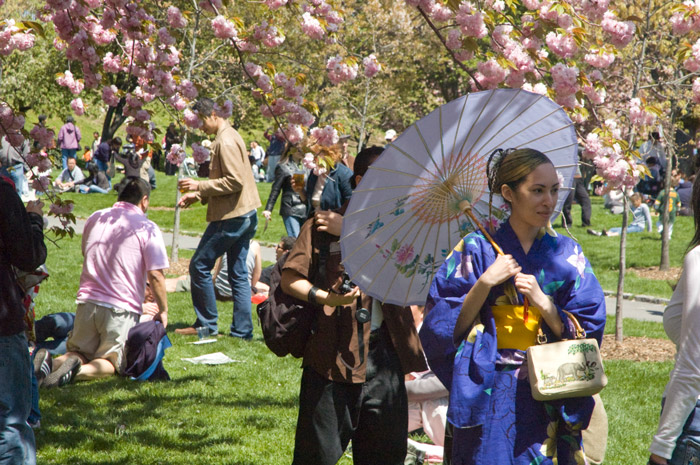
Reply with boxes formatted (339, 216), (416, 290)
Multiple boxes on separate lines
(292, 150), (303, 162)
(502, 163), (559, 230)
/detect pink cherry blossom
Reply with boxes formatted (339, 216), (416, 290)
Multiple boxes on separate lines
(179, 80), (198, 100)
(693, 78), (700, 104)
(254, 21), (285, 48)
(215, 100), (233, 119)
(284, 124), (304, 144)
(326, 55), (358, 84)
(545, 32), (578, 59)
(32, 176), (50, 193)
(191, 143), (210, 164)
(601, 12), (636, 48)
(301, 12), (325, 40)
(303, 153), (317, 171)
(26, 152), (53, 172)
(629, 98), (656, 126)
(211, 16), (237, 40)
(456, 4), (488, 39)
(56, 70), (84, 95)
(362, 54), (381, 78)
(584, 49), (615, 68)
(245, 62), (263, 78)
(102, 85), (120, 106)
(310, 125), (339, 147)
(184, 109), (202, 129)
(166, 143), (186, 166)
(199, 0), (223, 14)
(29, 125), (55, 149)
(264, 0), (289, 9)
(167, 6), (188, 28)
(70, 98), (85, 116)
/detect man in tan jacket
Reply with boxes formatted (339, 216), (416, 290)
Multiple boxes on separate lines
(176, 97), (261, 340)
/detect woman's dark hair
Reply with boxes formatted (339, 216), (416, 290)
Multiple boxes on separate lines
(352, 146), (384, 189)
(86, 162), (99, 178)
(486, 148), (552, 227)
(65, 116), (74, 123)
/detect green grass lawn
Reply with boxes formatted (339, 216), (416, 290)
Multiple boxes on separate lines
(556, 196), (688, 299)
(59, 170), (287, 245)
(34, 229), (676, 464)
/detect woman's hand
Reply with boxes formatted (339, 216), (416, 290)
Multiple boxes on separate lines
(514, 273), (549, 310)
(262, 210), (272, 221)
(291, 176), (304, 193)
(515, 272), (562, 337)
(315, 211), (343, 236)
(479, 254), (521, 288)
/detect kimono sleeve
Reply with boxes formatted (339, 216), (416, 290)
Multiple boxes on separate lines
(552, 240), (606, 345)
(419, 234), (493, 389)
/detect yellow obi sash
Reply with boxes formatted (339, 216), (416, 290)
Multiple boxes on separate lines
(491, 305), (541, 351)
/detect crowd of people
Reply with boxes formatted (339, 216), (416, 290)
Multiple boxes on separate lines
(6, 102), (700, 465)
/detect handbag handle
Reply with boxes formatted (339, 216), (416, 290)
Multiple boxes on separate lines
(535, 309), (586, 344)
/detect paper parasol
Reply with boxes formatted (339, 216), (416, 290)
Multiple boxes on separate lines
(339, 88), (578, 307)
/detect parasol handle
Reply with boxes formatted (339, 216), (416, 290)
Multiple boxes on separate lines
(460, 201), (530, 320)
(459, 201), (504, 256)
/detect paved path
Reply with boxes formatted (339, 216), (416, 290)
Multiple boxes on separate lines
(48, 217), (668, 321)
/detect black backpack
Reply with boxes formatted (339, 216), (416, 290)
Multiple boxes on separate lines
(256, 251), (315, 358)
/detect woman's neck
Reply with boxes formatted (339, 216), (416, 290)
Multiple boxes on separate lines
(507, 216), (540, 255)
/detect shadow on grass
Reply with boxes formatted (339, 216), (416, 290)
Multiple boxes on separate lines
(37, 370), (298, 461)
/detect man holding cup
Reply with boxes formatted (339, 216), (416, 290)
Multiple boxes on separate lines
(177, 97), (261, 340)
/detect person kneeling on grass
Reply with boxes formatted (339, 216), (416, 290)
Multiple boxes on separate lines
(43, 178), (169, 388)
(587, 193), (652, 237)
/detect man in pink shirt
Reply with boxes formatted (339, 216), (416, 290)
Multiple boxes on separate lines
(44, 178), (169, 388)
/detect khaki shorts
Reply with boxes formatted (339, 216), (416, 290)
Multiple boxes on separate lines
(66, 302), (140, 374)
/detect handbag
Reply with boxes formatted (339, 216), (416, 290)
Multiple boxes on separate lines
(526, 310), (607, 401)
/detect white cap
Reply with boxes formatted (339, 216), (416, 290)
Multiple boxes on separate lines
(384, 129), (397, 140)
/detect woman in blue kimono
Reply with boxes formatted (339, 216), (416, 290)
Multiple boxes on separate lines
(420, 148), (606, 465)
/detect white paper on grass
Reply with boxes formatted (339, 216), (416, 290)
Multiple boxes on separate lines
(181, 352), (243, 365)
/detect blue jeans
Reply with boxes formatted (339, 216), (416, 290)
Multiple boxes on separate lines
(61, 148), (77, 170)
(283, 216), (304, 238)
(669, 399), (700, 465)
(608, 224), (644, 234)
(266, 155), (280, 182)
(79, 185), (109, 194)
(190, 211), (258, 339)
(4, 164), (27, 197)
(0, 333), (36, 465)
(35, 312), (75, 355)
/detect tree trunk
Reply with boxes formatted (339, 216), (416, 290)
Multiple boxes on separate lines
(660, 102), (678, 270)
(615, 195), (629, 343)
(615, 0), (653, 342)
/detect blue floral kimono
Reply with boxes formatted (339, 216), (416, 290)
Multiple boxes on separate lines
(419, 221), (606, 465)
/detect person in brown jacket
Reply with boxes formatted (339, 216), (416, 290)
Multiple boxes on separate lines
(281, 146), (427, 465)
(176, 97), (261, 340)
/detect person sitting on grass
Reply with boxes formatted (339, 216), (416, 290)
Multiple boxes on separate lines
(74, 163), (110, 194)
(587, 193), (652, 236)
(53, 157), (84, 193)
(42, 178), (169, 388)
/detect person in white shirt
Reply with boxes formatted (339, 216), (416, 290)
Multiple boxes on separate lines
(53, 157), (85, 192)
(649, 180), (700, 465)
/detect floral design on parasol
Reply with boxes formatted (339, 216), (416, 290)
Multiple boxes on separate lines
(340, 89), (579, 307)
